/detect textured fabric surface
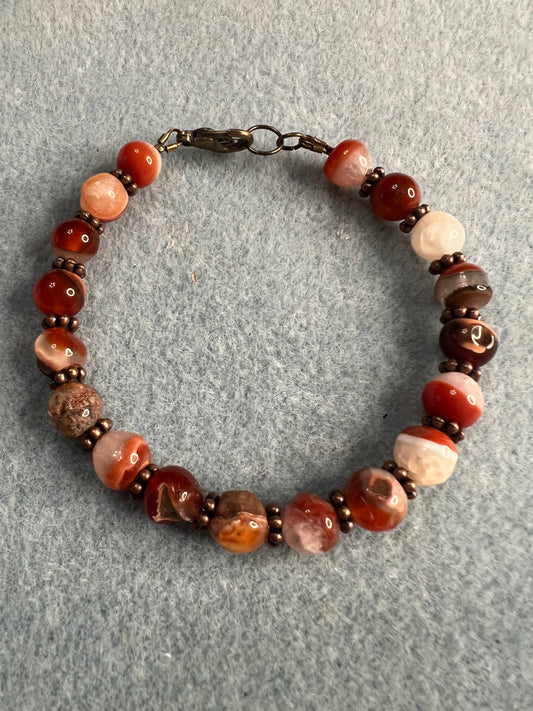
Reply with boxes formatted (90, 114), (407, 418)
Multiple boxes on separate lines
(0, 1), (531, 709)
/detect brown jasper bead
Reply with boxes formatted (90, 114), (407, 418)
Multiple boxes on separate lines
(48, 381), (104, 438)
(208, 490), (269, 554)
(440, 318), (498, 368)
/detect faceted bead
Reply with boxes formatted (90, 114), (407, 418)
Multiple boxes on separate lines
(344, 468), (408, 532)
(80, 173), (128, 222)
(434, 262), (492, 309)
(323, 139), (373, 188)
(33, 269), (86, 316)
(209, 490), (269, 554)
(144, 466), (203, 524)
(116, 141), (162, 189)
(50, 218), (100, 263)
(422, 372), (484, 428)
(369, 173), (421, 221)
(282, 492), (339, 554)
(393, 426), (458, 486)
(410, 211), (465, 260)
(93, 430), (151, 490)
(440, 318), (498, 367)
(48, 381), (103, 438)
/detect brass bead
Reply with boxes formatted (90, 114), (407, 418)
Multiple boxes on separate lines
(444, 421), (460, 436)
(87, 425), (103, 441)
(404, 213), (418, 226)
(336, 505), (352, 522)
(393, 467), (409, 481)
(69, 317), (79, 332)
(268, 515), (283, 531)
(265, 502), (281, 516)
(381, 461), (396, 473)
(97, 418), (113, 432)
(58, 315), (70, 328)
(452, 252), (467, 264)
(66, 366), (79, 380)
(203, 498), (217, 514)
(459, 361), (474, 375)
(340, 519), (355, 534)
(139, 468), (153, 482)
(471, 368), (482, 382)
(429, 260), (442, 275)
(451, 429), (465, 443)
(130, 481), (143, 496)
(81, 436), (94, 450)
(54, 372), (68, 385)
(196, 511), (210, 527)
(268, 531), (283, 546)
(329, 489), (345, 507)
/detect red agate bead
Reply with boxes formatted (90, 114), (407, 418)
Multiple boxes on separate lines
(434, 262), (492, 309)
(343, 468), (408, 532)
(370, 172), (421, 221)
(50, 218), (100, 263)
(282, 492), (339, 555)
(34, 327), (87, 376)
(92, 430), (151, 490)
(144, 466), (203, 524)
(33, 269), (86, 316)
(440, 318), (498, 367)
(323, 139), (373, 188)
(116, 141), (162, 188)
(422, 372), (484, 428)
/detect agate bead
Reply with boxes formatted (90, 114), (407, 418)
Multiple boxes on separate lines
(422, 372), (484, 428)
(410, 211), (465, 260)
(370, 173), (421, 221)
(48, 382), (104, 438)
(80, 173), (128, 222)
(116, 141), (162, 189)
(144, 466), (203, 524)
(34, 327), (87, 376)
(440, 318), (498, 367)
(33, 269), (86, 316)
(323, 139), (373, 188)
(209, 490), (269, 554)
(393, 426), (458, 486)
(50, 218), (100, 263)
(343, 468), (408, 532)
(434, 262), (492, 309)
(282, 492), (339, 554)
(93, 430), (151, 490)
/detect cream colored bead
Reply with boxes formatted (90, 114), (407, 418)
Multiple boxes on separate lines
(410, 211), (465, 260)
(393, 428), (458, 486)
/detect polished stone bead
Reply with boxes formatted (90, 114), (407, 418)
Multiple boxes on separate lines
(282, 492), (339, 554)
(116, 141), (162, 188)
(434, 262), (492, 309)
(80, 173), (128, 222)
(369, 173), (421, 221)
(422, 372), (484, 428)
(344, 468), (408, 532)
(34, 327), (87, 376)
(393, 425), (458, 486)
(33, 269), (86, 316)
(323, 139), (373, 188)
(440, 318), (498, 367)
(48, 381), (103, 438)
(50, 218), (100, 263)
(144, 466), (203, 524)
(410, 211), (465, 260)
(93, 430), (151, 490)
(209, 490), (269, 554)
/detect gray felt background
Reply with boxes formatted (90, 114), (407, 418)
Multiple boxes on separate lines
(0, 0), (531, 709)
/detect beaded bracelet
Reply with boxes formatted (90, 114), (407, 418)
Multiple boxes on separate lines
(32, 125), (498, 556)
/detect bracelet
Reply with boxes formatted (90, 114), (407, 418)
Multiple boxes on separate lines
(32, 124), (498, 556)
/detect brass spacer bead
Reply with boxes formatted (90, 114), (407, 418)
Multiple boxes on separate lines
(81, 436), (94, 451)
(268, 531), (284, 546)
(444, 421), (460, 436)
(453, 251), (467, 264)
(336, 505), (352, 522)
(392, 467), (409, 481)
(42, 315), (80, 332)
(75, 210), (105, 235)
(402, 479), (418, 499)
(329, 489), (345, 507)
(340, 519), (355, 534)
(97, 417), (114, 433)
(268, 515), (283, 532)
(196, 511), (210, 527)
(438, 359), (481, 381)
(203, 498), (217, 514)
(130, 482), (143, 496)
(451, 429), (466, 443)
(381, 460), (397, 473)
(265, 502), (282, 517)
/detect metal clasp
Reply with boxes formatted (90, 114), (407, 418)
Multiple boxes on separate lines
(155, 127), (253, 153)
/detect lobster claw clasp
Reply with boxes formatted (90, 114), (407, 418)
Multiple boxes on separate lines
(189, 127), (253, 153)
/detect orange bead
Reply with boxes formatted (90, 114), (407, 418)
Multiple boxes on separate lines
(324, 139), (373, 188)
(80, 173), (128, 222)
(33, 269), (86, 316)
(209, 490), (269, 554)
(34, 327), (87, 376)
(92, 430), (151, 490)
(116, 141), (162, 188)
